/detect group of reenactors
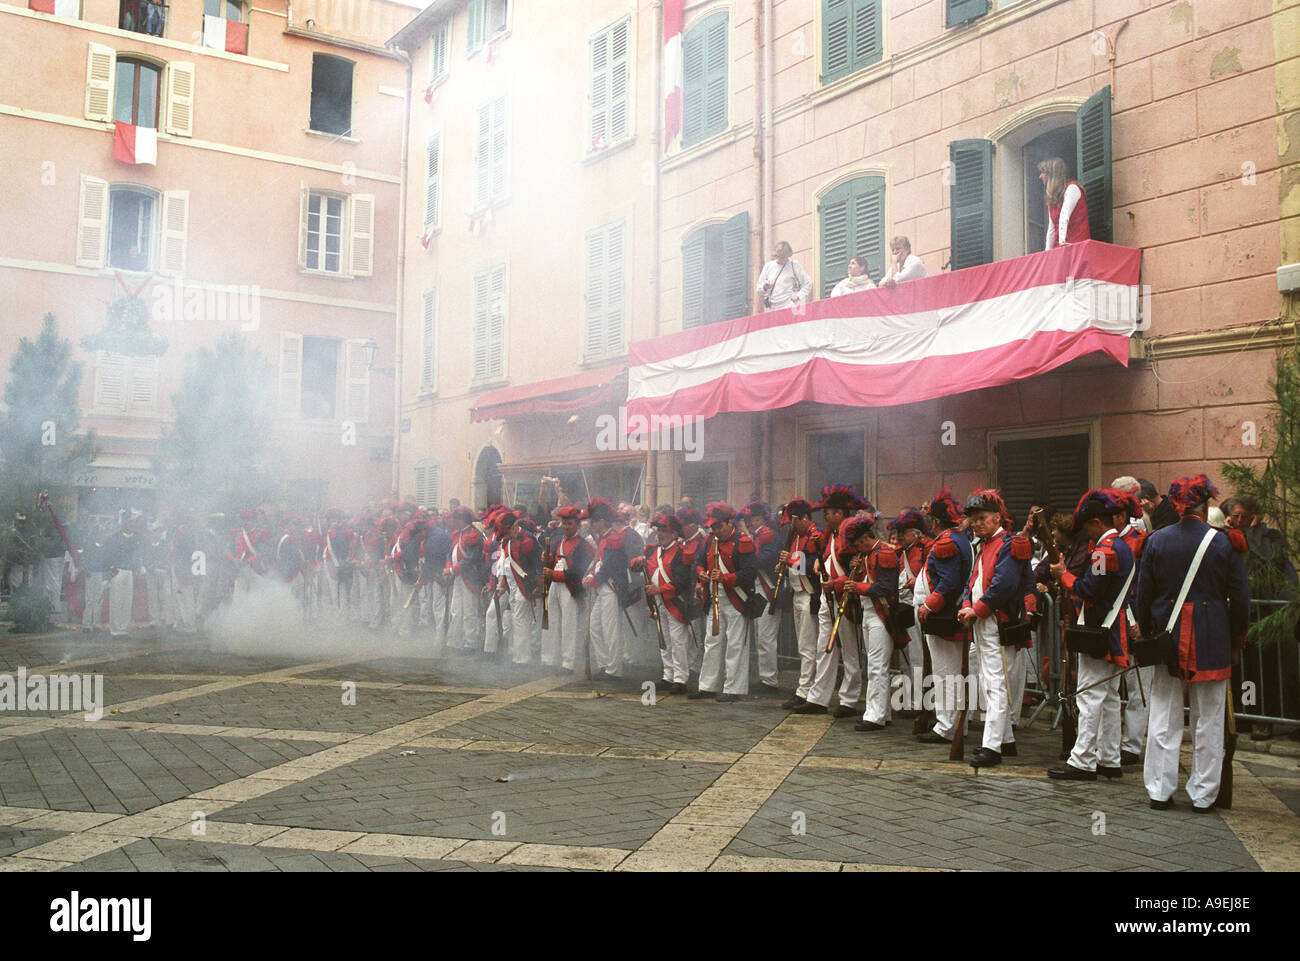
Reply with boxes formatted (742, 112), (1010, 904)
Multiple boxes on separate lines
(66, 469), (1248, 812)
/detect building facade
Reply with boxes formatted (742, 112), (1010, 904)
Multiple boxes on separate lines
(0, 0), (413, 518)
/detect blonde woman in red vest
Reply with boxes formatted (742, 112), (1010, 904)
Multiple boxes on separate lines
(1039, 157), (1090, 249)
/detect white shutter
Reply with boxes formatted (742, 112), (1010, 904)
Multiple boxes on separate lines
(414, 460), (442, 508)
(344, 339), (371, 423)
(159, 190), (189, 277)
(605, 221), (625, 354)
(279, 332), (302, 417)
(589, 28), (609, 148)
(585, 225), (607, 356)
(609, 19), (629, 143)
(164, 62), (195, 138)
(127, 356), (158, 412)
(429, 21), (448, 83)
(421, 288), (437, 390)
(76, 175), (109, 269)
(297, 183), (310, 269)
(94, 352), (126, 410)
(424, 133), (441, 231)
(487, 264), (506, 379)
(350, 193), (375, 277)
(472, 268), (490, 381)
(474, 101), (491, 210)
(491, 95), (508, 201)
(85, 42), (114, 122)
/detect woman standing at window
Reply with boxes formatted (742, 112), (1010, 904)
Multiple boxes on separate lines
(830, 255), (876, 297)
(1040, 158), (1090, 249)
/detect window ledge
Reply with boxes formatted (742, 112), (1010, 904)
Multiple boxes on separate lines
(662, 122), (752, 173)
(304, 127), (359, 144)
(581, 135), (637, 166)
(424, 74), (449, 95)
(298, 267), (354, 280)
(420, 225), (442, 242)
(469, 195), (511, 218)
(467, 28), (511, 62)
(580, 353), (627, 368)
(470, 377), (508, 391)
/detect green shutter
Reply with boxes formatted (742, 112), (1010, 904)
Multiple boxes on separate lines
(721, 211), (750, 320)
(682, 228), (707, 328)
(854, 178), (886, 281)
(1076, 86), (1112, 244)
(852, 0), (882, 68)
(995, 434), (1090, 526)
(819, 183), (852, 298)
(704, 13), (729, 138)
(945, 0), (989, 28)
(681, 18), (706, 146)
(822, 0), (851, 83)
(949, 139), (994, 270)
(466, 0), (484, 54)
(684, 11), (727, 146)
(819, 176), (884, 296)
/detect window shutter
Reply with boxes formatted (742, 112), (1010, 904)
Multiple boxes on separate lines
(996, 434), (1090, 524)
(945, 0), (989, 27)
(344, 339), (370, 424)
(159, 190), (189, 277)
(349, 193), (374, 277)
(467, 0), (485, 53)
(949, 138), (994, 270)
(605, 221), (625, 354)
(76, 174), (109, 269)
(490, 95), (508, 202)
(589, 27), (609, 148)
(421, 288), (437, 390)
(127, 356), (157, 412)
(474, 101), (491, 210)
(279, 332), (302, 417)
(472, 269), (489, 381)
(164, 62), (195, 138)
(822, 0), (851, 83)
(297, 183), (309, 268)
(703, 13), (728, 138)
(854, 177), (886, 281)
(585, 224), (608, 356)
(425, 133), (441, 231)
(488, 264), (506, 379)
(85, 42), (114, 122)
(851, 0), (882, 69)
(1076, 86), (1112, 244)
(681, 17), (706, 146)
(415, 461), (443, 510)
(94, 352), (125, 410)
(681, 461), (729, 506)
(819, 183), (851, 298)
(430, 22), (448, 83)
(609, 18), (629, 143)
(721, 211), (750, 321)
(681, 228), (707, 329)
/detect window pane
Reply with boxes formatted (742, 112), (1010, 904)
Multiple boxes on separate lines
(300, 336), (339, 419)
(137, 62), (160, 128)
(310, 55), (354, 135)
(113, 61), (136, 125)
(226, 1), (241, 20)
(108, 189), (155, 272)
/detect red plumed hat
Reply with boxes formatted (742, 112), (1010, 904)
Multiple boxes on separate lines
(704, 501), (737, 526)
(780, 498), (815, 522)
(925, 488), (963, 526)
(888, 509), (931, 534)
(814, 484), (873, 512)
(675, 506), (705, 527)
(583, 498), (616, 522)
(1168, 473), (1219, 514)
(650, 512), (683, 535)
(555, 505), (583, 521)
(841, 514), (878, 544)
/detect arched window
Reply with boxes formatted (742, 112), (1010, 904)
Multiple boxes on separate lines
(681, 212), (749, 328)
(107, 185), (158, 272)
(113, 57), (161, 128)
(818, 175), (886, 297)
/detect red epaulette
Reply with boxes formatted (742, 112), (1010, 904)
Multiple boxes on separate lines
(875, 546), (898, 569)
(1094, 543), (1120, 572)
(931, 532), (957, 559)
(755, 527), (774, 548)
(605, 528), (625, 551)
(736, 535), (755, 554)
(1128, 530), (1147, 558)
(1227, 528), (1247, 553)
(1010, 534), (1033, 561)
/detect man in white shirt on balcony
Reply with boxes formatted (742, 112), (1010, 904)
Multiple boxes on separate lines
(755, 241), (813, 311)
(880, 236), (927, 288)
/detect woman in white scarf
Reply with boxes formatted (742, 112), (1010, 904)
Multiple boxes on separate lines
(830, 255), (875, 297)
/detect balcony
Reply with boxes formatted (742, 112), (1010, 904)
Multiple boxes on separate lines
(119, 0), (166, 38)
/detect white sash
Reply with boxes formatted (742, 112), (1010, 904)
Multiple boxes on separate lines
(1162, 528), (1219, 635)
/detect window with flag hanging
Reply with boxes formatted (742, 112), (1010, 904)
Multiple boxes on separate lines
(466, 0), (508, 56)
(473, 95), (508, 212)
(420, 288), (437, 391)
(429, 20), (450, 85)
(113, 57), (161, 128)
(588, 17), (630, 153)
(29, 0), (81, 19)
(818, 176), (886, 296)
(584, 221), (626, 360)
(681, 211), (749, 329)
(821, 0), (882, 85)
(203, 0), (248, 56)
(472, 263), (507, 384)
(118, 0), (166, 38)
(994, 432), (1091, 528)
(414, 460), (443, 510)
(681, 11), (728, 147)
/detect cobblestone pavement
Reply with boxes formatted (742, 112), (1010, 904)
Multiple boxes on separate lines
(0, 629), (1296, 872)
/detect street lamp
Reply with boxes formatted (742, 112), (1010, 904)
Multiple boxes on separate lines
(360, 338), (379, 371)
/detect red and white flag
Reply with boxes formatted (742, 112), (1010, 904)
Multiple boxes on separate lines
(113, 122), (157, 166)
(203, 15), (248, 55)
(663, 0), (684, 152)
(626, 241), (1143, 423)
(29, 0), (79, 16)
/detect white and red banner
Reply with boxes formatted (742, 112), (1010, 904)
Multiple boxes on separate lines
(113, 122), (157, 166)
(626, 241), (1143, 422)
(203, 15), (248, 55)
(663, 0), (684, 152)
(29, 0), (79, 16)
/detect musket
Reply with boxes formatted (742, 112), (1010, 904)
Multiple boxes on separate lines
(710, 535), (721, 637)
(1033, 507), (1077, 755)
(646, 588), (667, 650)
(1221, 691), (1237, 809)
(949, 638), (971, 761)
(540, 546), (554, 630)
(768, 520), (798, 616)
(36, 491), (82, 579)
(824, 554), (862, 654)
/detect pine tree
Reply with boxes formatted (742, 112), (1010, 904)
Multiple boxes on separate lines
(1222, 343), (1300, 646)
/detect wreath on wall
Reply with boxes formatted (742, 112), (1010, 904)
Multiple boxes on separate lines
(81, 276), (169, 356)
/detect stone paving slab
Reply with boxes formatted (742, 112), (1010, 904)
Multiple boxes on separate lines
(0, 826), (67, 857)
(0, 728), (332, 814)
(86, 647), (315, 677)
(297, 655), (527, 689)
(213, 748), (727, 849)
(723, 766), (1261, 871)
(0, 677), (212, 721)
(435, 695), (787, 754)
(119, 682), (473, 734)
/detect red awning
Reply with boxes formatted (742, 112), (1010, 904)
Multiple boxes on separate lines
(469, 365), (626, 422)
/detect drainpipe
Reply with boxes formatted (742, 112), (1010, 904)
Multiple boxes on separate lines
(390, 45), (412, 498)
(647, 1), (665, 505)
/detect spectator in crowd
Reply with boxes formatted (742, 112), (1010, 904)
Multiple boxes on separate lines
(756, 241), (813, 311)
(1229, 496), (1298, 594)
(1137, 479), (1179, 531)
(830, 255), (876, 297)
(1219, 497), (1237, 525)
(1040, 157), (1090, 249)
(880, 236), (927, 288)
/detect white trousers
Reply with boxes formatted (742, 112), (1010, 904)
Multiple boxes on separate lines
(1069, 652), (1122, 771)
(449, 578), (483, 651)
(419, 581), (448, 645)
(860, 608), (892, 724)
(793, 592), (818, 699)
(659, 612), (692, 684)
(1006, 646), (1030, 733)
(588, 584), (623, 675)
(509, 587), (539, 664)
(547, 587), (584, 671)
(926, 633), (968, 740)
(752, 597), (780, 687)
(146, 568), (172, 626)
(42, 557), (65, 614)
(173, 579), (198, 634)
(1122, 665), (1154, 755)
(1145, 671), (1228, 809)
(699, 603), (751, 695)
(82, 572), (106, 628)
(108, 569), (134, 636)
(807, 596), (862, 708)
(972, 616), (1009, 751)
(484, 588), (513, 655)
